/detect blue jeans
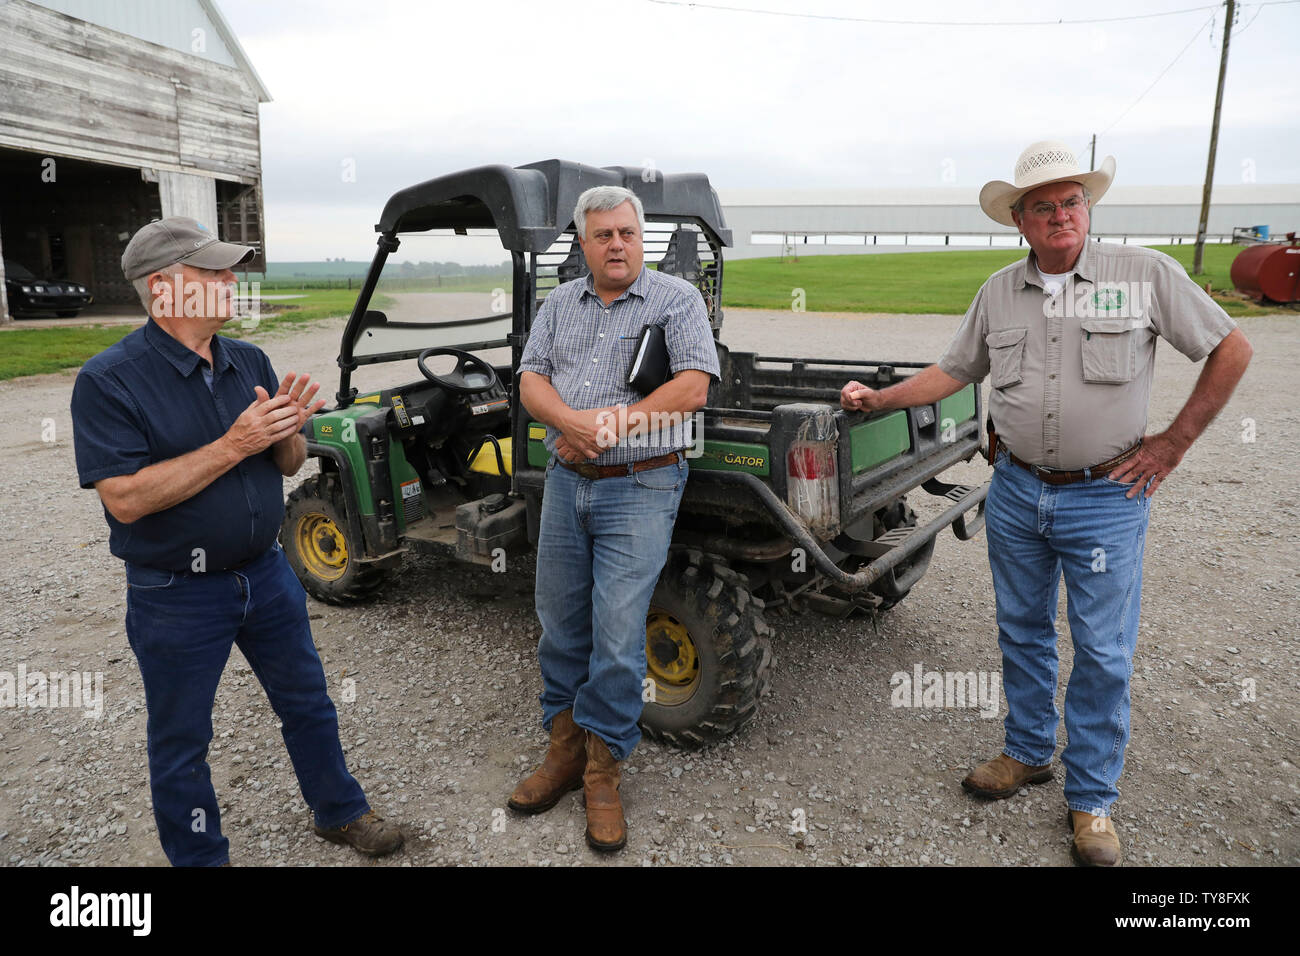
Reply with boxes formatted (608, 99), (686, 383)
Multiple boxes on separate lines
(124, 544), (369, 866)
(534, 455), (687, 760)
(985, 449), (1151, 816)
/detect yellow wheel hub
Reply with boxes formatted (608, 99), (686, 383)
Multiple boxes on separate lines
(645, 609), (700, 706)
(296, 512), (349, 582)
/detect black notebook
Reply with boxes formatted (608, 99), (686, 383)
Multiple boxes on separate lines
(626, 323), (671, 394)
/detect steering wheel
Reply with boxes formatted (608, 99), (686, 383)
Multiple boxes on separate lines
(416, 347), (501, 395)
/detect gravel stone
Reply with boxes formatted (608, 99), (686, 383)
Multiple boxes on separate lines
(1, 308), (1295, 867)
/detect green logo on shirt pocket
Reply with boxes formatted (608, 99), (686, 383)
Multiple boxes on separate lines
(1092, 288), (1125, 312)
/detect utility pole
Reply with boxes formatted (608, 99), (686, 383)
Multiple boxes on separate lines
(1089, 134), (1096, 171)
(1194, 0), (1235, 275)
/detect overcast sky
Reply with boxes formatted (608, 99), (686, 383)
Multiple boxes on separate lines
(218, 0), (1300, 262)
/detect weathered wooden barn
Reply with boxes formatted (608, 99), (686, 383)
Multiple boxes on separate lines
(0, 0), (270, 321)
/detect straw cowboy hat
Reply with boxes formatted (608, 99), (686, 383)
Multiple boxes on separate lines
(979, 140), (1116, 227)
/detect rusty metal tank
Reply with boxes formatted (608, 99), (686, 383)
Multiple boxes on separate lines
(1231, 235), (1300, 303)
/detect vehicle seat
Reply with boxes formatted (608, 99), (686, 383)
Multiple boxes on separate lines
(467, 436), (513, 476)
(557, 235), (589, 283)
(658, 227), (701, 284)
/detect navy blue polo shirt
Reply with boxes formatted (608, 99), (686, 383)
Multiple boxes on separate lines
(71, 319), (287, 573)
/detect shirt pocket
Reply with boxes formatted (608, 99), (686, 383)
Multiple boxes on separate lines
(985, 328), (1028, 389)
(612, 334), (642, 377)
(1080, 318), (1138, 384)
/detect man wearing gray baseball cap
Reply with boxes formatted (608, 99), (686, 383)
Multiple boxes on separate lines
(121, 215), (257, 280)
(70, 217), (403, 865)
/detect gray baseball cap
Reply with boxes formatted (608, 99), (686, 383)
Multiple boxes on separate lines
(121, 216), (255, 280)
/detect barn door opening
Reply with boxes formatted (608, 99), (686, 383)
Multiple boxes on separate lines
(217, 180), (265, 274)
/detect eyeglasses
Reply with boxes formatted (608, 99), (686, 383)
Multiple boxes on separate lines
(1027, 196), (1088, 218)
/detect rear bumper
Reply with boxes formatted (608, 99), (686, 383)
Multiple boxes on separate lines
(685, 470), (988, 594)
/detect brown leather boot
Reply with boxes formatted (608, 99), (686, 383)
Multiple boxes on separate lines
(507, 710), (586, 814)
(961, 753), (1053, 799)
(1068, 809), (1122, 866)
(582, 733), (626, 852)
(313, 810), (404, 857)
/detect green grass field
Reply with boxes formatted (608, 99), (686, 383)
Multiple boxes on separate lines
(0, 286), (428, 380)
(0, 290), (362, 381)
(0, 325), (138, 380)
(721, 243), (1283, 318)
(1, 243), (1285, 382)
(253, 274), (509, 293)
(248, 288), (367, 325)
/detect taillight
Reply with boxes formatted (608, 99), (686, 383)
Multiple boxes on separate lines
(787, 444), (835, 479)
(787, 439), (839, 533)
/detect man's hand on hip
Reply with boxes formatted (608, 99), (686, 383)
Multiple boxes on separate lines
(224, 388), (303, 458)
(1106, 431), (1186, 499)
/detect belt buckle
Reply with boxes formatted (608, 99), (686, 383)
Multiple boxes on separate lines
(575, 462), (600, 480)
(1030, 463), (1058, 480)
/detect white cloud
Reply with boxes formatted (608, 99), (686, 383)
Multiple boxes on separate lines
(218, 0), (1300, 259)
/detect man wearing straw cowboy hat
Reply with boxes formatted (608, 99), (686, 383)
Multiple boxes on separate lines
(840, 141), (1252, 865)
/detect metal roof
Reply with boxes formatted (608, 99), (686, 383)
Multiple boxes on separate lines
(27, 0), (271, 102)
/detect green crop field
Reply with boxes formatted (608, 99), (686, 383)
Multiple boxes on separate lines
(721, 243), (1284, 318)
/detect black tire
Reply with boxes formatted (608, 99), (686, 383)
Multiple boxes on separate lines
(640, 549), (773, 748)
(281, 477), (395, 604)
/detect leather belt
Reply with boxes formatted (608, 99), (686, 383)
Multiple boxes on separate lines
(1006, 441), (1143, 486)
(556, 450), (685, 480)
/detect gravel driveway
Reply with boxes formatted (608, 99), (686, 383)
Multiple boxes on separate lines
(1, 307), (1295, 867)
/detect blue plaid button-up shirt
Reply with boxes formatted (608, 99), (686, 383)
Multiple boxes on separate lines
(519, 265), (721, 466)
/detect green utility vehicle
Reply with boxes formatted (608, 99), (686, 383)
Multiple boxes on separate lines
(280, 160), (989, 748)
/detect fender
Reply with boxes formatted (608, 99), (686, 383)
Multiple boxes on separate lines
(305, 441), (381, 559)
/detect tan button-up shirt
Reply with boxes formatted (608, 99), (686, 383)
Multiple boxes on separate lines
(938, 241), (1237, 470)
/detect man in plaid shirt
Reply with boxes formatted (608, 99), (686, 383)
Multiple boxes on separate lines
(508, 185), (720, 851)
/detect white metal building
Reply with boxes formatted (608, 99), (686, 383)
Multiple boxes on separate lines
(720, 184), (1300, 259)
(0, 0), (270, 319)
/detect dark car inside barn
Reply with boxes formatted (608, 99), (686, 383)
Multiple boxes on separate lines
(4, 259), (93, 318)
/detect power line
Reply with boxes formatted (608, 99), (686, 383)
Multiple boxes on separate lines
(1233, 1), (1269, 32)
(1091, 0), (1291, 147)
(1097, 11), (1217, 138)
(647, 0), (1221, 27)
(647, 0), (1300, 28)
